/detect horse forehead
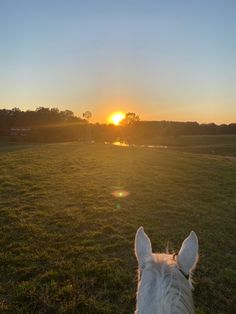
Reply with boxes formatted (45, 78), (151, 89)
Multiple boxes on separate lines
(153, 253), (176, 265)
(142, 253), (176, 278)
(140, 253), (177, 278)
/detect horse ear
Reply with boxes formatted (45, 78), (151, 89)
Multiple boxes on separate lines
(177, 231), (199, 275)
(135, 227), (152, 268)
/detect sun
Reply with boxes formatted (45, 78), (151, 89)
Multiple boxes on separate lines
(109, 112), (125, 125)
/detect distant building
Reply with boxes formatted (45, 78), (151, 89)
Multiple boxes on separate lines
(10, 128), (31, 141)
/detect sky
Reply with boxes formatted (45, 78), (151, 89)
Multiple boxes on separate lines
(0, 0), (236, 124)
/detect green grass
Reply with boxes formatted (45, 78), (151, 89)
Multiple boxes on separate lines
(167, 135), (236, 156)
(0, 141), (236, 313)
(165, 134), (236, 146)
(0, 137), (37, 154)
(143, 134), (236, 156)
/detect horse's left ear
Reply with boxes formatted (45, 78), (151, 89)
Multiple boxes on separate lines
(135, 227), (152, 269)
(177, 231), (199, 275)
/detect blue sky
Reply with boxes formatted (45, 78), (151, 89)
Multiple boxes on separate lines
(0, 0), (235, 123)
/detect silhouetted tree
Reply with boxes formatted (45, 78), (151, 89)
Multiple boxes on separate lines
(83, 111), (92, 141)
(121, 112), (140, 125)
(83, 111), (92, 122)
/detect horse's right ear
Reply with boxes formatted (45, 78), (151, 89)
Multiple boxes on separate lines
(177, 231), (199, 275)
(135, 227), (152, 268)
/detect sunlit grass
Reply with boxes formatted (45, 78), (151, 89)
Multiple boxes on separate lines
(0, 141), (235, 313)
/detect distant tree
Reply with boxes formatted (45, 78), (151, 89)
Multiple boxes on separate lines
(121, 112), (140, 125)
(60, 110), (75, 121)
(82, 111), (92, 141)
(83, 111), (92, 122)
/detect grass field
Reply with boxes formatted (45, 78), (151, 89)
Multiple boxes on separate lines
(167, 135), (236, 157)
(0, 139), (236, 313)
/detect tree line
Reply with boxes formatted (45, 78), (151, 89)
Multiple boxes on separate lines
(0, 107), (85, 129)
(0, 108), (236, 143)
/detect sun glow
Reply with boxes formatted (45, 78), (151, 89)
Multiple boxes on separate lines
(109, 112), (125, 125)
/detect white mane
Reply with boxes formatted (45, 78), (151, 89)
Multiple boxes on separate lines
(135, 227), (199, 314)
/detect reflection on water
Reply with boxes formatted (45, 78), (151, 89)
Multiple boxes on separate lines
(112, 141), (129, 147)
(105, 141), (168, 149)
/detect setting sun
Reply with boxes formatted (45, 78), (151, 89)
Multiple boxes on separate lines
(109, 112), (125, 125)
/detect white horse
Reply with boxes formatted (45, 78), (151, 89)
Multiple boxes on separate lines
(135, 227), (199, 314)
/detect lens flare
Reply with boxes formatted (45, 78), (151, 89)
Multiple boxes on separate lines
(111, 189), (130, 198)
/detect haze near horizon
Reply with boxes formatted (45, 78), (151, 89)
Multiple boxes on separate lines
(0, 0), (235, 124)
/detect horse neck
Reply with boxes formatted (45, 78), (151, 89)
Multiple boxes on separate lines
(135, 262), (195, 314)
